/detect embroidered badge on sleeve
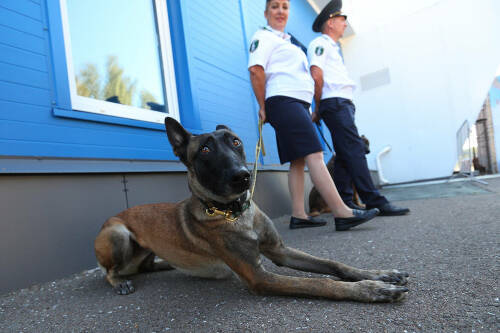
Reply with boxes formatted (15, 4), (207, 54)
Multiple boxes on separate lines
(250, 40), (259, 53)
(315, 46), (324, 56)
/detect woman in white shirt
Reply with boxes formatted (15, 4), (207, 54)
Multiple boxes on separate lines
(248, 0), (378, 231)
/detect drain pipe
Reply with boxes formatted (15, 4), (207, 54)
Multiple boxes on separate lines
(376, 146), (392, 186)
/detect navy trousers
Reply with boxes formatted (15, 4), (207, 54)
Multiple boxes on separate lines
(319, 97), (388, 208)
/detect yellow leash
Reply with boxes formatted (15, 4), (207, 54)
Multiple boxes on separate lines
(249, 119), (266, 202)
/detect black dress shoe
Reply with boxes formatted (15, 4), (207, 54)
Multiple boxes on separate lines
(289, 216), (327, 229)
(335, 208), (379, 231)
(345, 202), (366, 210)
(376, 203), (410, 216)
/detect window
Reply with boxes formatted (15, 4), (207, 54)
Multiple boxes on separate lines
(60, 0), (179, 123)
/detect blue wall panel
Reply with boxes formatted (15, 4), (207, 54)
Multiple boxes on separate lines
(0, 81), (50, 107)
(0, 62), (49, 89)
(179, 0), (260, 162)
(0, 44), (47, 72)
(0, 7), (44, 38)
(0, 25), (46, 55)
(0, 0), (321, 170)
(0, 0), (43, 21)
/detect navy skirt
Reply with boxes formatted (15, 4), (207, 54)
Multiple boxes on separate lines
(265, 95), (323, 164)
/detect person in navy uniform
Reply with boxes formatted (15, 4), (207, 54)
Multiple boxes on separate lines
(248, 0), (380, 231)
(308, 0), (410, 216)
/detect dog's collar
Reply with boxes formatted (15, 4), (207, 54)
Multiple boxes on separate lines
(201, 193), (251, 222)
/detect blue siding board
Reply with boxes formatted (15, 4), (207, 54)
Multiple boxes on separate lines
(0, 120), (171, 152)
(241, 0), (267, 43)
(0, 25), (45, 55)
(0, 139), (173, 160)
(0, 101), (52, 124)
(195, 75), (249, 104)
(192, 55), (248, 85)
(0, 0), (42, 21)
(181, 0), (259, 153)
(197, 97), (251, 121)
(0, 81), (50, 107)
(0, 62), (49, 89)
(0, 44), (47, 71)
(0, 101), (164, 137)
(0, 7), (44, 38)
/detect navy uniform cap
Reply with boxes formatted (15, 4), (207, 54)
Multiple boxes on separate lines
(312, 0), (347, 33)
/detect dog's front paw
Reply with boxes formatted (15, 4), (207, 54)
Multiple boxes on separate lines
(362, 269), (409, 286)
(353, 280), (408, 303)
(375, 269), (409, 286)
(114, 280), (135, 295)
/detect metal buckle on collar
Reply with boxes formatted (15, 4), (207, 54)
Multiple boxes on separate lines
(205, 207), (238, 222)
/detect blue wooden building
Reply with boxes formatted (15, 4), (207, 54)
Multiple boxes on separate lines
(0, 0), (330, 293)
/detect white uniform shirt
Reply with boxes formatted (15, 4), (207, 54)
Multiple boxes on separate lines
(248, 26), (314, 103)
(308, 34), (356, 100)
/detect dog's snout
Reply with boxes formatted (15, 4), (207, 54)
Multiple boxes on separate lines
(232, 168), (250, 184)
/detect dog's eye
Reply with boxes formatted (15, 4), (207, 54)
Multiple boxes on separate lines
(233, 139), (241, 147)
(201, 146), (210, 154)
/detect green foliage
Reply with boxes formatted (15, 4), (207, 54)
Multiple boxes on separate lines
(76, 63), (100, 99)
(75, 55), (158, 109)
(140, 90), (158, 110)
(102, 55), (136, 106)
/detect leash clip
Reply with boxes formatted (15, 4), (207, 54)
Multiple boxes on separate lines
(205, 207), (238, 222)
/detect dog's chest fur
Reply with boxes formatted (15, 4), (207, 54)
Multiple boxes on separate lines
(145, 201), (258, 279)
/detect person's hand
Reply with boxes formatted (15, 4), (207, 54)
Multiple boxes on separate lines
(311, 110), (320, 124)
(259, 108), (266, 123)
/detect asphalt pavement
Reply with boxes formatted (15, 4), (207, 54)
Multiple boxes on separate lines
(1, 177), (499, 332)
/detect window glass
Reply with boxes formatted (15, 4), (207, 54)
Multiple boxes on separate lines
(66, 0), (167, 113)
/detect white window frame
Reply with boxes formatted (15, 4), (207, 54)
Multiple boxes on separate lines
(59, 0), (179, 124)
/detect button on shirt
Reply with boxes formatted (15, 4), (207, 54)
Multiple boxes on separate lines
(248, 26), (314, 103)
(308, 34), (356, 100)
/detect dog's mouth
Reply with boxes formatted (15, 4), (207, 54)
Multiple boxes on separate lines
(230, 170), (250, 194)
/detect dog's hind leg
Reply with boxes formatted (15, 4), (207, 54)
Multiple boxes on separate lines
(138, 253), (175, 273)
(94, 218), (151, 295)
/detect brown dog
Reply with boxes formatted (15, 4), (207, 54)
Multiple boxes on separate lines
(94, 119), (408, 302)
(309, 135), (370, 217)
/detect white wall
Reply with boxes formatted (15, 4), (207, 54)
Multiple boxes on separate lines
(491, 71), (500, 172)
(339, 0), (500, 183)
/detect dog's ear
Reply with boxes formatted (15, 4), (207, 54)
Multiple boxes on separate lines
(165, 117), (191, 163)
(216, 124), (231, 131)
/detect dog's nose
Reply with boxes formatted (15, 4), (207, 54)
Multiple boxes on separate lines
(231, 168), (250, 184)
